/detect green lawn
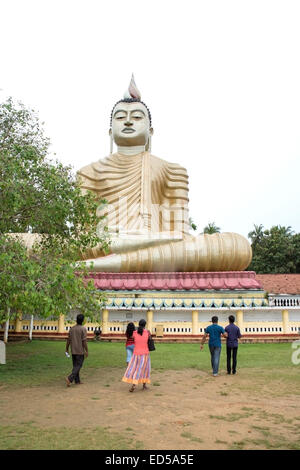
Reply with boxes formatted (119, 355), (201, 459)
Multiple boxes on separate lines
(0, 340), (300, 450)
(0, 424), (141, 450)
(0, 340), (299, 386)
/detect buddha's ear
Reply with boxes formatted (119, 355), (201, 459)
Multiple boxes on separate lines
(109, 128), (113, 154)
(146, 128), (154, 152)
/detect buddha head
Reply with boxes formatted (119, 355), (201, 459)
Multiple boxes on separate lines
(109, 75), (153, 152)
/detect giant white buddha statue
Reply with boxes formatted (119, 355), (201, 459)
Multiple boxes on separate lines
(78, 75), (252, 273)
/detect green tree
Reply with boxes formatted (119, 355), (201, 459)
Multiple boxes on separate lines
(189, 217), (197, 231)
(292, 233), (300, 273)
(0, 235), (106, 340)
(248, 224), (299, 273)
(248, 224), (264, 249)
(0, 97), (109, 336)
(0, 97), (109, 254)
(203, 222), (221, 234)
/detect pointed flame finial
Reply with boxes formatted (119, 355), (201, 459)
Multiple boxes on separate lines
(123, 74), (141, 100)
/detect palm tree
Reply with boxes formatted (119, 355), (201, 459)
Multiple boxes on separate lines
(203, 222), (221, 234)
(248, 224), (264, 245)
(276, 225), (294, 237)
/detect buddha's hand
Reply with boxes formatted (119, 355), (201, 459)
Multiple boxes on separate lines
(109, 231), (183, 254)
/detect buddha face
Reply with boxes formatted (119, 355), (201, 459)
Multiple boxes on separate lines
(111, 101), (152, 147)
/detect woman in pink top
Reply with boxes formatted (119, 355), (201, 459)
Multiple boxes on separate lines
(122, 319), (151, 392)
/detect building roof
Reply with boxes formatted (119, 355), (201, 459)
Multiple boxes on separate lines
(256, 274), (300, 295)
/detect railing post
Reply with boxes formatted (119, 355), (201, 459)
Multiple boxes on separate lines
(58, 315), (65, 334)
(236, 310), (244, 333)
(192, 310), (198, 335)
(282, 309), (289, 334)
(102, 309), (109, 334)
(147, 309), (153, 334)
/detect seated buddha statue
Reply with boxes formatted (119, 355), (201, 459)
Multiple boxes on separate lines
(77, 75), (252, 273)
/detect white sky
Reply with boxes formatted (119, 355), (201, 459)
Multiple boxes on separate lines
(1, 0), (300, 239)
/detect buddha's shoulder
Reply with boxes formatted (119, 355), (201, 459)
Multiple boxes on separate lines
(150, 154), (188, 175)
(77, 154), (188, 179)
(77, 157), (111, 180)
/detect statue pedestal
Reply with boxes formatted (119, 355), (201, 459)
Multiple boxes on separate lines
(87, 271), (266, 337)
(89, 271), (263, 292)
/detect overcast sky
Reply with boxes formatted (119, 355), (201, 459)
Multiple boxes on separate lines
(1, 0), (300, 239)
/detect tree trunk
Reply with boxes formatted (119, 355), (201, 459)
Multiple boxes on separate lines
(29, 315), (34, 341)
(4, 319), (9, 344)
(0, 340), (5, 364)
(4, 307), (10, 344)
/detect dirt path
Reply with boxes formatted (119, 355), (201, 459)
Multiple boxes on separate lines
(1, 367), (300, 450)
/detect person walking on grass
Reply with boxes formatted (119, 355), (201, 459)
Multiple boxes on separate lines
(125, 322), (135, 366)
(122, 319), (151, 392)
(225, 315), (242, 375)
(65, 313), (88, 387)
(200, 316), (227, 377)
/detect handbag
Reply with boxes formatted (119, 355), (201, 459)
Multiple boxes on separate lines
(147, 331), (155, 351)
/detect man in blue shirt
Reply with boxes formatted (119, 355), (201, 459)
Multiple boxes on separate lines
(225, 315), (242, 375)
(200, 316), (228, 377)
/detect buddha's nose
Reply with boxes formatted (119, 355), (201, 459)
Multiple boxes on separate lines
(125, 112), (133, 126)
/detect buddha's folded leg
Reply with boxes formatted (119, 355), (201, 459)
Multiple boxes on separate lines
(83, 232), (252, 272)
(80, 234), (183, 259)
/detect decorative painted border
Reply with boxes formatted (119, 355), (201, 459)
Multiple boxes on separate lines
(88, 271), (263, 291)
(104, 297), (268, 309)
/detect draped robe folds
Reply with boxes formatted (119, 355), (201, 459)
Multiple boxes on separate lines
(77, 152), (252, 272)
(77, 152), (190, 236)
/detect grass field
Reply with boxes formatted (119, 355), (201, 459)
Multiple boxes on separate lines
(0, 340), (300, 450)
(1, 340), (299, 386)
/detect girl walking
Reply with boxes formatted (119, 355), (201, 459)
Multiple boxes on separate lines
(122, 319), (151, 392)
(125, 322), (135, 365)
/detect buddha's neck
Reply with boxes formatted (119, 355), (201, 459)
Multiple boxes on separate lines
(117, 145), (145, 156)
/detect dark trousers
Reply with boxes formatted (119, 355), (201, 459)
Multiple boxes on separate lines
(226, 346), (238, 374)
(68, 354), (84, 383)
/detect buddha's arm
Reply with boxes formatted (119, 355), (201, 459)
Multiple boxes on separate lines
(80, 231), (184, 260)
(160, 163), (190, 236)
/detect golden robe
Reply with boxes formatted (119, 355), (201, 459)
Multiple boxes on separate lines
(77, 152), (252, 272)
(77, 152), (190, 235)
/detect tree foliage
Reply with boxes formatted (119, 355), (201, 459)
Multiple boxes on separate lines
(0, 97), (109, 324)
(248, 224), (300, 273)
(0, 97), (109, 255)
(203, 222), (221, 234)
(0, 236), (106, 323)
(189, 217), (197, 231)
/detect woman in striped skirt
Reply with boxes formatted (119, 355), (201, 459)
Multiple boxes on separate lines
(122, 319), (151, 392)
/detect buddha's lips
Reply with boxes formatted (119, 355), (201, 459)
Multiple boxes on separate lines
(122, 128), (135, 133)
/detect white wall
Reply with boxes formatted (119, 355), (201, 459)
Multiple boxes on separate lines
(244, 309), (283, 322)
(289, 310), (300, 322)
(154, 311), (192, 322)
